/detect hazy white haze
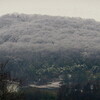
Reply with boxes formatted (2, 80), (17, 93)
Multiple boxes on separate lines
(0, 0), (100, 21)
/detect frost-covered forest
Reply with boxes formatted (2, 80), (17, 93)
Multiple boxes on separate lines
(0, 14), (100, 84)
(1, 14), (100, 52)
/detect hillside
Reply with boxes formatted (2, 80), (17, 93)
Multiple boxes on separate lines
(1, 14), (100, 52)
(0, 14), (100, 84)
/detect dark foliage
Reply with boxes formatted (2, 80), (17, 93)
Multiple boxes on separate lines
(57, 81), (100, 100)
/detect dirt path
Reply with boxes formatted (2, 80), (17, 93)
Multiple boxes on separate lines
(30, 81), (61, 89)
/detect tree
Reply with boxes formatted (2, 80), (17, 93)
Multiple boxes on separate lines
(0, 61), (9, 100)
(0, 61), (23, 100)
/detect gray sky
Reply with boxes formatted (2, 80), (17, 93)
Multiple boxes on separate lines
(0, 0), (100, 21)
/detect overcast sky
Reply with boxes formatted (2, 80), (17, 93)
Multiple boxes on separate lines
(0, 0), (100, 21)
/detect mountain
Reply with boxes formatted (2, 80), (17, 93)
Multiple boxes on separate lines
(0, 14), (100, 84)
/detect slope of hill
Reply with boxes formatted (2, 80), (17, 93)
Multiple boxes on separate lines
(0, 14), (100, 84)
(0, 14), (100, 52)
